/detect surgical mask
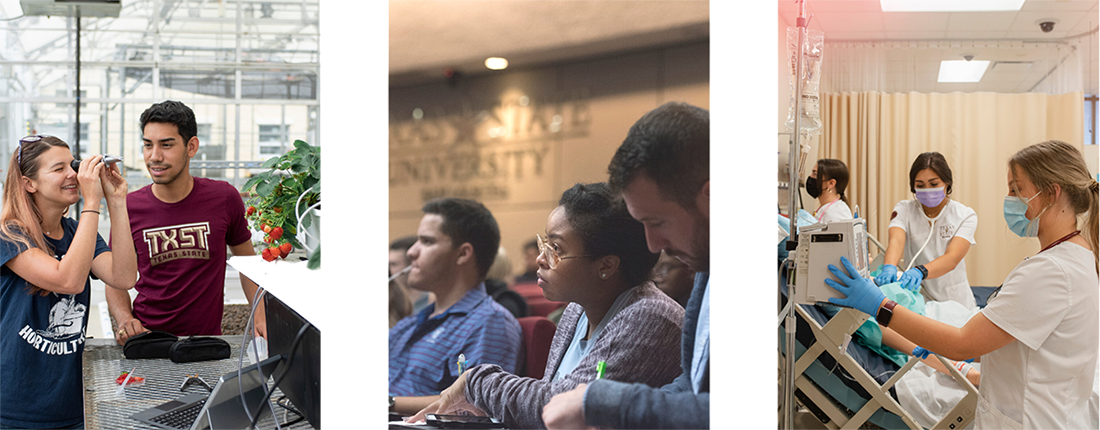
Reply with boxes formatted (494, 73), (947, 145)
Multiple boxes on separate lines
(915, 187), (945, 208)
(1003, 190), (1047, 238)
(806, 176), (821, 198)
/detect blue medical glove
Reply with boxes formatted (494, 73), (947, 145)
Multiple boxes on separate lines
(874, 264), (898, 286)
(898, 267), (925, 292)
(825, 256), (887, 317)
(912, 346), (975, 363)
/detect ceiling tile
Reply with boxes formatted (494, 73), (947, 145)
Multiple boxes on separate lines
(1020, 0), (1097, 12)
(814, 12), (886, 32)
(882, 12), (951, 31)
(822, 31), (888, 40)
(947, 12), (1018, 31)
(1009, 10), (1088, 32)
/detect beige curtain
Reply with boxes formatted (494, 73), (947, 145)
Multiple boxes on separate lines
(821, 91), (1084, 287)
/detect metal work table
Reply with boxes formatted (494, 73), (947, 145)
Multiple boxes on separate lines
(82, 336), (310, 429)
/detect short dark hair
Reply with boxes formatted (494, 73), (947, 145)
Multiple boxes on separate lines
(608, 102), (709, 210)
(422, 198), (501, 279)
(140, 100), (198, 142)
(389, 235), (417, 252)
(559, 182), (659, 287)
(909, 152), (953, 195)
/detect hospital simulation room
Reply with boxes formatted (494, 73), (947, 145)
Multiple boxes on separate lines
(777, 1), (1100, 429)
(0, 0), (321, 429)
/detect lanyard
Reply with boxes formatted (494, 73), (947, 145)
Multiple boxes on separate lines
(1040, 230), (1081, 254)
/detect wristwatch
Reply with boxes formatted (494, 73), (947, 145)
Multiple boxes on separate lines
(914, 264), (929, 279)
(876, 300), (898, 327)
(389, 395), (396, 412)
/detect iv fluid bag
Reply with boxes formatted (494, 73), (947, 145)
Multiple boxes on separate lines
(785, 27), (824, 133)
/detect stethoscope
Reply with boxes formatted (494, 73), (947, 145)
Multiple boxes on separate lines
(903, 200), (975, 273)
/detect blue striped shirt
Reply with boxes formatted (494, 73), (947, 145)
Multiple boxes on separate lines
(388, 284), (522, 396)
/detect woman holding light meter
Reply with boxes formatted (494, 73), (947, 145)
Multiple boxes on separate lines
(876, 152), (978, 308)
(826, 140), (1098, 429)
(0, 135), (136, 428)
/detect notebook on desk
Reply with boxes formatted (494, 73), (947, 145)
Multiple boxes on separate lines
(130, 355), (282, 430)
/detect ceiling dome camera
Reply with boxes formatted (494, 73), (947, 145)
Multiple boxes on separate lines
(1036, 19), (1059, 33)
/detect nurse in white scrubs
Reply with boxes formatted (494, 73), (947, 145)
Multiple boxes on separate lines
(807, 159), (853, 223)
(826, 140), (1098, 429)
(876, 152), (978, 308)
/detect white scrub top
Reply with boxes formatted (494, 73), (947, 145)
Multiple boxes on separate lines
(889, 199), (978, 308)
(977, 242), (1098, 429)
(814, 199), (853, 224)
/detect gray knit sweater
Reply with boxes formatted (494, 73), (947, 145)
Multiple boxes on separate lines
(464, 282), (684, 429)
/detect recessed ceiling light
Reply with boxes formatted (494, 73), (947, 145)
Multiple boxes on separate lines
(938, 60), (990, 83)
(485, 57), (508, 70)
(881, 0), (1024, 12)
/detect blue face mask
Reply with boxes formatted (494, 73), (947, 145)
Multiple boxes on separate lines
(1003, 190), (1046, 238)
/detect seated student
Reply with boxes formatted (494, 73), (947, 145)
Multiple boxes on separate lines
(106, 100), (264, 342)
(1, 136), (138, 428)
(390, 198), (523, 410)
(407, 183), (684, 429)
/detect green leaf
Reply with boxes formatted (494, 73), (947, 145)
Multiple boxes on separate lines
(261, 156), (281, 169)
(307, 244), (320, 270)
(256, 178), (277, 197)
(299, 211), (312, 230)
(241, 171), (271, 193)
(293, 140), (310, 152)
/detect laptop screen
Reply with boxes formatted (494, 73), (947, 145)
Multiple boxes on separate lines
(194, 354), (283, 430)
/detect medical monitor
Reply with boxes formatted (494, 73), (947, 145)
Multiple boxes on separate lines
(791, 218), (870, 305)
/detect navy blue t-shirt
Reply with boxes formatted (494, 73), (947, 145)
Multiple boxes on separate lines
(0, 217), (109, 428)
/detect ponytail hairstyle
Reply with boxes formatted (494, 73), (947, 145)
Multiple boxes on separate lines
(1008, 140), (1099, 273)
(817, 159), (850, 205)
(1, 135), (71, 295)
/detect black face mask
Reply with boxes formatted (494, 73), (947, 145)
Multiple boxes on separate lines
(805, 176), (821, 198)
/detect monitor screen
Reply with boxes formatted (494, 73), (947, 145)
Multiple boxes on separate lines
(265, 293), (321, 429)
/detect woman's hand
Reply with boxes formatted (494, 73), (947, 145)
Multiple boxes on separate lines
(77, 156), (105, 205)
(874, 264), (898, 286)
(100, 161), (128, 204)
(406, 371), (484, 423)
(898, 267), (925, 292)
(825, 256), (886, 317)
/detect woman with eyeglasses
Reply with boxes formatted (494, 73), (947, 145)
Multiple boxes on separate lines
(407, 182), (684, 429)
(0, 135), (137, 429)
(826, 140), (1098, 429)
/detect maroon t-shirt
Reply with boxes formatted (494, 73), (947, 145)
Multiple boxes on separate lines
(123, 177), (252, 336)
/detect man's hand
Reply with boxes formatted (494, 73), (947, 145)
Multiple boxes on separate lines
(253, 309), (268, 339)
(542, 383), (595, 430)
(115, 318), (149, 345)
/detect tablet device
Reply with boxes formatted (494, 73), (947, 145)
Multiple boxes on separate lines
(425, 414), (504, 429)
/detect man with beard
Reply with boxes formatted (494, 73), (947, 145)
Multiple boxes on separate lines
(542, 102), (710, 429)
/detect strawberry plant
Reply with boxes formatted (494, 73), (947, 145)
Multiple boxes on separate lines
(241, 140), (320, 268)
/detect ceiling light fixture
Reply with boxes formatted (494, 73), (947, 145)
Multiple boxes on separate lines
(880, 0), (1024, 12)
(485, 57), (508, 70)
(938, 59), (990, 83)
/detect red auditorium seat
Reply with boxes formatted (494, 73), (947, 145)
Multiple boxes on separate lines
(517, 316), (556, 380)
(526, 297), (566, 318)
(512, 282), (544, 301)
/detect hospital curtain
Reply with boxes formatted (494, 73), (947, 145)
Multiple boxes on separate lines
(821, 91), (1084, 287)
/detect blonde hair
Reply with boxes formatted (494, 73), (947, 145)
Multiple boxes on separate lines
(1009, 140), (1099, 273)
(486, 246), (513, 284)
(1, 135), (71, 295)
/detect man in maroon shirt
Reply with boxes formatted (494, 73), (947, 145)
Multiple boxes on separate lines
(106, 100), (265, 342)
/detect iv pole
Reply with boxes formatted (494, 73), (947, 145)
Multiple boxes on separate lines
(782, 0), (809, 428)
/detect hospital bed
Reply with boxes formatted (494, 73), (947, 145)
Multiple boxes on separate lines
(778, 260), (980, 429)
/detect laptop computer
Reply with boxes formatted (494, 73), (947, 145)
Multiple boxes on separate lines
(131, 355), (282, 430)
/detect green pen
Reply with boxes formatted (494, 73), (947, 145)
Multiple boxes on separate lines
(596, 361), (607, 379)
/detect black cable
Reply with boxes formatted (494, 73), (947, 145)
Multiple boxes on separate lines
(276, 396), (306, 426)
(250, 321), (311, 429)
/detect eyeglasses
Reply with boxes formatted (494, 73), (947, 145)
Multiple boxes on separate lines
(536, 234), (597, 270)
(17, 135), (44, 165)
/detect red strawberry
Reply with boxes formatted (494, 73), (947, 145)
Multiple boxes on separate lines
(273, 207), (282, 213)
(246, 206), (256, 216)
(269, 246), (282, 260)
(261, 248), (276, 261)
(279, 242), (293, 254)
(270, 227), (283, 240)
(262, 224), (272, 234)
(264, 235), (273, 243)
